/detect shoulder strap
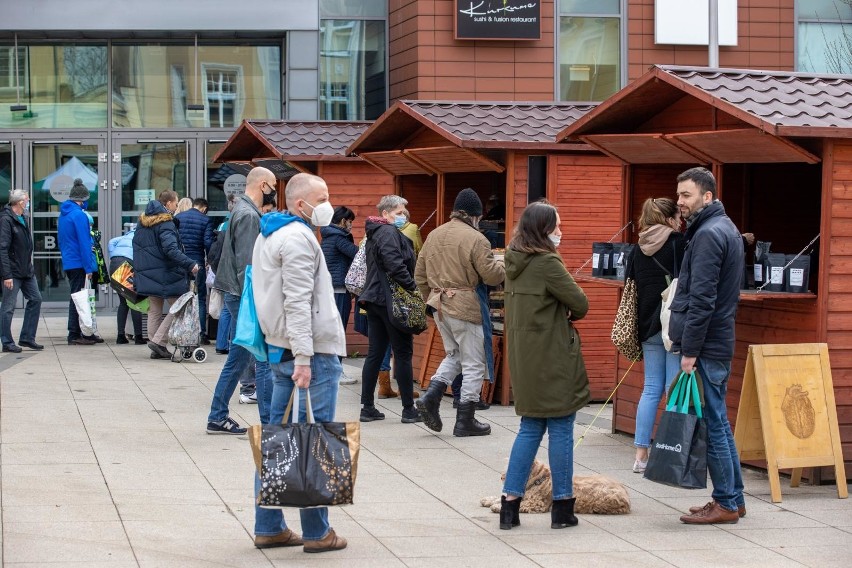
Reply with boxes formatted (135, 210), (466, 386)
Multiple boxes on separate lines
(651, 254), (672, 277)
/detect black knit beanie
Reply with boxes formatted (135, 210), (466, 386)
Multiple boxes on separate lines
(453, 188), (482, 217)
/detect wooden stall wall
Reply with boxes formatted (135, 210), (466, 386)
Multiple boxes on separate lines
(825, 140), (852, 474)
(400, 174), (439, 239)
(318, 161), (394, 356)
(551, 154), (624, 400)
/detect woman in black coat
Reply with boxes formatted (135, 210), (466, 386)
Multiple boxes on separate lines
(132, 190), (199, 358)
(629, 197), (685, 473)
(321, 206), (358, 384)
(358, 195), (420, 425)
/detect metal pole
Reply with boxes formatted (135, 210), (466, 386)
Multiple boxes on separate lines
(709, 0), (720, 68)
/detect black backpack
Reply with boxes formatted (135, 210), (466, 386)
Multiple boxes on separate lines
(207, 229), (227, 272)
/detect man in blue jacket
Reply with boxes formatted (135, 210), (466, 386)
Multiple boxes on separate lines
(176, 197), (214, 343)
(57, 178), (98, 345)
(669, 167), (745, 525)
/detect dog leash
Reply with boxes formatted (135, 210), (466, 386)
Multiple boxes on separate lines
(574, 359), (636, 449)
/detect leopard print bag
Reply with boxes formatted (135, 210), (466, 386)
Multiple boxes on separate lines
(611, 277), (643, 362)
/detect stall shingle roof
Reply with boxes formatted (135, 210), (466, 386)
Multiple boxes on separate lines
(560, 65), (852, 141)
(245, 121), (371, 159)
(349, 101), (598, 154)
(403, 101), (597, 144)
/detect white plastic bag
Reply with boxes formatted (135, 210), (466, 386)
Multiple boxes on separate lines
(206, 266), (216, 287)
(71, 277), (97, 336)
(660, 277), (678, 351)
(208, 287), (223, 319)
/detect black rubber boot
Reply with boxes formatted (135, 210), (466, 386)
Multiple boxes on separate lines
(415, 380), (445, 432)
(499, 496), (521, 530)
(551, 498), (579, 529)
(453, 401), (491, 437)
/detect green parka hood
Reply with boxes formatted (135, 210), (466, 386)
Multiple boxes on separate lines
(504, 248), (536, 280)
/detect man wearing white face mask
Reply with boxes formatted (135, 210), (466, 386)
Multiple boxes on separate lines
(414, 188), (505, 436)
(206, 167), (277, 435)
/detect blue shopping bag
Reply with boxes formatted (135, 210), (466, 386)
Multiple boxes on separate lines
(233, 265), (268, 362)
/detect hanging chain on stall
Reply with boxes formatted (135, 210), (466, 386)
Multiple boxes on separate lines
(756, 233), (820, 293)
(573, 221), (634, 275)
(574, 359), (636, 449)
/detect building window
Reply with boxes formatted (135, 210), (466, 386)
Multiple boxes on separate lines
(558, 0), (622, 102)
(798, 0), (852, 73)
(0, 47), (26, 94)
(320, 19), (387, 120)
(202, 66), (243, 128)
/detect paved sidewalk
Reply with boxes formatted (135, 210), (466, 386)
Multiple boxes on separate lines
(0, 314), (850, 567)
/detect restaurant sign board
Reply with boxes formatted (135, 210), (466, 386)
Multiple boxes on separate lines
(455, 1), (541, 41)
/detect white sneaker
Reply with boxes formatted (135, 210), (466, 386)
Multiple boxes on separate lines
(632, 458), (648, 473)
(339, 372), (358, 385)
(239, 391), (258, 404)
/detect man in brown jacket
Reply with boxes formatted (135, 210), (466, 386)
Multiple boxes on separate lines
(414, 188), (505, 436)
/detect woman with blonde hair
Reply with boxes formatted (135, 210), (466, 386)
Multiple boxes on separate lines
(629, 197), (685, 473)
(175, 197), (193, 215)
(500, 200), (589, 531)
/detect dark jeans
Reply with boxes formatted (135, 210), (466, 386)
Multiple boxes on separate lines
(334, 291), (352, 331)
(195, 268), (207, 335)
(1, 275), (42, 347)
(116, 295), (143, 338)
(360, 301), (414, 408)
(65, 268), (87, 340)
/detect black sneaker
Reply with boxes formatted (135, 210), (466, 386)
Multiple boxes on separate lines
(401, 406), (422, 424)
(68, 337), (95, 345)
(2, 344), (22, 353)
(148, 341), (171, 359)
(116, 334), (129, 344)
(134, 337), (147, 345)
(206, 417), (247, 435)
(199, 334), (211, 345)
(360, 406), (385, 422)
(86, 335), (105, 344)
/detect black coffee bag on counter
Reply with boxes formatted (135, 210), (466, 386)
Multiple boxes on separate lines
(785, 254), (810, 293)
(754, 241), (771, 285)
(613, 243), (634, 280)
(763, 252), (786, 292)
(592, 242), (612, 277)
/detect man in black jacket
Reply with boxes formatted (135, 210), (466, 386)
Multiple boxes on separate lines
(176, 197), (214, 343)
(669, 167), (746, 525)
(0, 190), (42, 352)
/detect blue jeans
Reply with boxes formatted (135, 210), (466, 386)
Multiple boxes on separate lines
(635, 331), (682, 448)
(216, 302), (231, 351)
(381, 344), (392, 372)
(1, 275), (42, 346)
(698, 357), (745, 512)
(254, 353), (342, 540)
(503, 414), (576, 500)
(207, 293), (272, 424)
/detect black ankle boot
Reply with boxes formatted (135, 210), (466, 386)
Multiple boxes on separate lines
(500, 496), (521, 530)
(453, 401), (491, 437)
(415, 380), (445, 432)
(551, 498), (578, 528)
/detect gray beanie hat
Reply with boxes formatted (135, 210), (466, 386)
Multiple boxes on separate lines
(69, 178), (90, 201)
(453, 188), (483, 217)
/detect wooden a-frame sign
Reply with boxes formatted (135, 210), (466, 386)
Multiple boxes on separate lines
(734, 343), (848, 503)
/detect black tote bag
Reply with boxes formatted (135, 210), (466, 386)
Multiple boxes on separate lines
(249, 389), (361, 508)
(643, 371), (708, 489)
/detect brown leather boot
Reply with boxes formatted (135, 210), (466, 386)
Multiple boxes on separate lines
(680, 501), (739, 524)
(689, 501), (746, 518)
(254, 528), (303, 549)
(377, 371), (399, 399)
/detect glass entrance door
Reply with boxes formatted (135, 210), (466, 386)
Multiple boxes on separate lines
(29, 139), (106, 304)
(114, 139), (189, 231)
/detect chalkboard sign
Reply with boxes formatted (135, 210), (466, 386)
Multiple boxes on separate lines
(455, 0), (541, 41)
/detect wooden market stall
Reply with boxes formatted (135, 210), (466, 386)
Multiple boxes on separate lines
(557, 64), (852, 481)
(212, 120), (394, 355)
(346, 101), (628, 402)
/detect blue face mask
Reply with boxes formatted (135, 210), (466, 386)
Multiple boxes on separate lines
(23, 201), (30, 213)
(394, 215), (406, 229)
(81, 200), (89, 210)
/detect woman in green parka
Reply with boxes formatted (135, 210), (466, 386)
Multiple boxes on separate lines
(500, 200), (590, 532)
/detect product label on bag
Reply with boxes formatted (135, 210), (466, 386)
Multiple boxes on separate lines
(603, 254), (610, 270)
(754, 263), (763, 282)
(770, 266), (784, 284)
(593, 253), (600, 268)
(655, 442), (683, 453)
(790, 268), (804, 287)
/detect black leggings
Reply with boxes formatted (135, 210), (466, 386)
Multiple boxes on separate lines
(360, 301), (415, 408)
(117, 296), (143, 337)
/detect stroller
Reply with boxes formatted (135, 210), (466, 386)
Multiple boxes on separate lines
(167, 282), (207, 363)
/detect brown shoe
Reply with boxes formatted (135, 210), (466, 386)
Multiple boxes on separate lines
(254, 528), (303, 549)
(688, 501), (746, 518)
(680, 501), (739, 524)
(377, 370), (399, 399)
(303, 529), (347, 553)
